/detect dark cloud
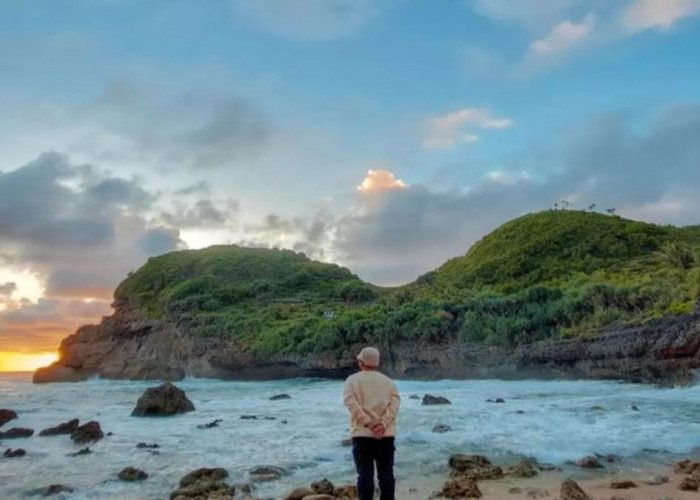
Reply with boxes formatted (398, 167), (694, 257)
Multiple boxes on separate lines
(241, 212), (333, 260)
(174, 181), (211, 196)
(0, 282), (16, 298)
(160, 199), (238, 229)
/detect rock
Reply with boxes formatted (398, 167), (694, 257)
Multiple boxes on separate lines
(679, 477), (698, 491)
(311, 479), (335, 495)
(506, 458), (539, 478)
(560, 479), (591, 500)
(486, 398), (505, 403)
(3, 448), (26, 458)
(45, 484), (74, 496)
(641, 475), (668, 486)
(131, 381), (195, 417)
(631, 405), (640, 411)
(589, 405), (605, 411)
(509, 488), (523, 494)
(136, 442), (159, 449)
(448, 454), (503, 481)
(171, 479), (233, 499)
(576, 456), (603, 469)
(515, 410), (526, 414)
(240, 415), (258, 420)
(340, 438), (352, 447)
(39, 418), (80, 436)
(423, 394), (451, 405)
(270, 393), (291, 400)
(197, 419), (223, 429)
(179, 468), (229, 487)
(433, 424), (452, 433)
(437, 478), (482, 499)
(409, 395), (420, 400)
(68, 447), (92, 456)
(675, 459), (700, 475)
(333, 485), (357, 498)
(71, 421), (104, 443)
(0, 409), (17, 428)
(0, 427), (34, 438)
(285, 487), (314, 500)
(523, 487), (549, 498)
(302, 496), (337, 500)
(249, 465), (287, 482)
(610, 480), (637, 489)
(119, 466), (148, 481)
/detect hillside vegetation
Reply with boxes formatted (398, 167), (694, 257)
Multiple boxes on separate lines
(115, 211), (700, 356)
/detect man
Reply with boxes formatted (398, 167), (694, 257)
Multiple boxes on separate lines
(343, 347), (401, 500)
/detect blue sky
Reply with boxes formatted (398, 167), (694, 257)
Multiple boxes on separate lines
(1, 0), (700, 353)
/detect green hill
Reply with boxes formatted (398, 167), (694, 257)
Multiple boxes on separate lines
(114, 212), (700, 356)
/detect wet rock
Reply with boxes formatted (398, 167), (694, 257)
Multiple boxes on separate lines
(302, 496), (337, 500)
(409, 395), (420, 400)
(595, 453), (617, 463)
(679, 477), (698, 491)
(71, 421), (104, 444)
(675, 459), (700, 475)
(3, 448), (26, 458)
(433, 424), (452, 433)
(515, 410), (526, 414)
(576, 456), (603, 469)
(179, 468), (229, 487)
(486, 398), (505, 403)
(506, 458), (539, 478)
(610, 479), (637, 489)
(340, 438), (352, 447)
(270, 393), (291, 400)
(631, 405), (640, 411)
(39, 418), (79, 436)
(197, 419), (223, 429)
(249, 465), (287, 482)
(45, 484), (74, 496)
(448, 454), (504, 481)
(589, 406), (605, 411)
(423, 394), (451, 405)
(241, 415), (258, 420)
(641, 475), (668, 485)
(0, 409), (17, 428)
(136, 442), (159, 449)
(119, 466), (148, 481)
(436, 478), (481, 499)
(132, 381), (195, 417)
(285, 487), (313, 500)
(68, 447), (92, 456)
(560, 479), (591, 500)
(333, 484), (357, 498)
(311, 478), (335, 495)
(0, 427), (34, 438)
(171, 480), (233, 500)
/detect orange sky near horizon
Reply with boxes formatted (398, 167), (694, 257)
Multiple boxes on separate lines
(0, 351), (58, 372)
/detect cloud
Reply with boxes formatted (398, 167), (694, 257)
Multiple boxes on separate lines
(622, 0), (700, 32)
(529, 14), (595, 55)
(471, 0), (583, 30)
(174, 181), (211, 197)
(160, 199), (239, 230)
(422, 108), (513, 150)
(356, 169), (408, 194)
(229, 0), (381, 41)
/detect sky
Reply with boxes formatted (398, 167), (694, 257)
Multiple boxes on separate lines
(1, 0), (700, 367)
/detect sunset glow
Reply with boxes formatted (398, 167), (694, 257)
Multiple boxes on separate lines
(0, 351), (58, 372)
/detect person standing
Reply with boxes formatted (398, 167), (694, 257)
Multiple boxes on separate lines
(343, 347), (401, 500)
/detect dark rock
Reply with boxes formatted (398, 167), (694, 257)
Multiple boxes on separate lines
(679, 477), (698, 491)
(250, 465), (287, 482)
(0, 409), (17, 428)
(576, 456), (603, 469)
(106, 432), (113, 436)
(422, 394), (451, 405)
(136, 442), (159, 449)
(487, 398), (505, 403)
(311, 478), (335, 495)
(131, 381), (195, 417)
(118, 466), (148, 481)
(270, 393), (291, 400)
(302, 496), (336, 500)
(631, 405), (640, 411)
(448, 454), (503, 481)
(71, 421), (104, 444)
(285, 487), (313, 500)
(409, 395), (420, 400)
(45, 484), (74, 496)
(675, 459), (700, 474)
(595, 453), (618, 463)
(515, 410), (526, 414)
(437, 478), (481, 499)
(506, 458), (538, 478)
(197, 419), (222, 429)
(334, 484), (357, 498)
(179, 467), (229, 487)
(68, 447), (92, 456)
(589, 405), (605, 411)
(3, 448), (26, 458)
(433, 424), (452, 433)
(0, 427), (34, 439)
(241, 415), (258, 420)
(560, 479), (591, 500)
(610, 479), (637, 489)
(39, 418), (80, 436)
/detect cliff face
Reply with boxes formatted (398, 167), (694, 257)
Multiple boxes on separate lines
(34, 300), (700, 386)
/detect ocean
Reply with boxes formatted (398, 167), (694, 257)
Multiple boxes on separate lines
(1, 373), (699, 499)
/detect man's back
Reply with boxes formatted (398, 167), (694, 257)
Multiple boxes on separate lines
(344, 370), (400, 438)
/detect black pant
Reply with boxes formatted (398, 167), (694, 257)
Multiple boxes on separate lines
(352, 437), (395, 500)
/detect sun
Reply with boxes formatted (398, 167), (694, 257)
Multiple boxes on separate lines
(0, 351), (59, 372)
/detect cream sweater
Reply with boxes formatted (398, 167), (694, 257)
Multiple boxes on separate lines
(343, 370), (400, 438)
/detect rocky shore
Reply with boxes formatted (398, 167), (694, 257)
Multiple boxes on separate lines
(33, 299), (700, 385)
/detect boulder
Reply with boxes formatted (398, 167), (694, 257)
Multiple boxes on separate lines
(3, 448), (26, 458)
(68, 447), (91, 456)
(119, 466), (148, 481)
(448, 454), (503, 481)
(422, 394), (451, 405)
(409, 395), (420, 400)
(0, 409), (17, 428)
(589, 405), (605, 411)
(506, 458), (538, 478)
(560, 479), (591, 500)
(197, 419), (223, 429)
(679, 477), (698, 491)
(250, 465), (287, 482)
(641, 475), (668, 486)
(270, 393), (291, 400)
(0, 427), (34, 438)
(311, 479), (335, 495)
(333, 484), (357, 498)
(285, 487), (314, 500)
(136, 442), (159, 449)
(132, 382), (195, 417)
(45, 484), (74, 496)
(71, 421), (104, 443)
(576, 456), (603, 469)
(675, 459), (700, 475)
(39, 418), (80, 436)
(432, 424), (452, 433)
(486, 398), (505, 403)
(179, 468), (229, 487)
(171, 468), (234, 500)
(436, 478), (481, 499)
(610, 480), (637, 489)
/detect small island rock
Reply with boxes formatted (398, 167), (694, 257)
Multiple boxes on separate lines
(71, 421), (104, 444)
(560, 479), (591, 500)
(0, 409), (17, 428)
(132, 382), (195, 417)
(422, 394), (451, 405)
(0, 427), (34, 439)
(40, 419), (79, 436)
(118, 466), (148, 481)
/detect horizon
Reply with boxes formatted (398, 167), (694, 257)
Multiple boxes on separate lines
(1, 0), (700, 370)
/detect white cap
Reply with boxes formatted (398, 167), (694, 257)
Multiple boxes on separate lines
(356, 347), (380, 367)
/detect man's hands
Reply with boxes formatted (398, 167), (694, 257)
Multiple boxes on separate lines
(369, 421), (386, 438)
